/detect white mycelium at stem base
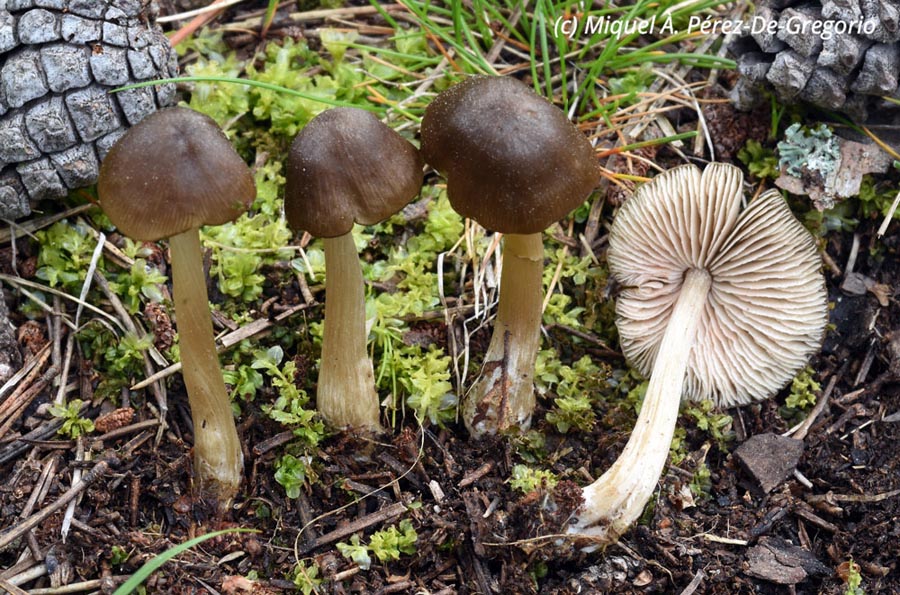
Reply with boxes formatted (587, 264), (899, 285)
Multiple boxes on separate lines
(318, 233), (380, 430)
(568, 163), (827, 544)
(170, 230), (243, 501)
(463, 233), (544, 436)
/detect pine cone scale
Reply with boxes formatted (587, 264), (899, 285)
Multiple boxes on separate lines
(0, 0), (178, 218)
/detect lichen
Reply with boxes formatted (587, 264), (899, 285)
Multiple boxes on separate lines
(777, 123), (840, 177)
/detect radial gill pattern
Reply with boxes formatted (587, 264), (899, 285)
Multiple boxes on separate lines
(607, 163), (828, 407)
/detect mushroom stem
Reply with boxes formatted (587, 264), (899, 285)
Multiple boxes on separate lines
(318, 232), (381, 430)
(169, 229), (243, 504)
(569, 267), (712, 543)
(463, 233), (544, 437)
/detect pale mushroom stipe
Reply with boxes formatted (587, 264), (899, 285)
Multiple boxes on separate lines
(420, 76), (600, 438)
(284, 107), (424, 431)
(568, 163), (828, 546)
(98, 107), (256, 509)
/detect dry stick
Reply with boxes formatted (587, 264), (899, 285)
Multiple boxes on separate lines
(0, 204), (93, 245)
(61, 439), (89, 542)
(0, 459), (111, 551)
(25, 576), (131, 595)
(0, 346), (52, 421)
(19, 455), (59, 519)
(0, 365), (59, 443)
(783, 373), (838, 441)
(298, 501), (407, 555)
(130, 301), (310, 391)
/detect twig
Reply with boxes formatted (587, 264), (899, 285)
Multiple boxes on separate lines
(678, 569), (706, 595)
(783, 373), (837, 441)
(130, 302), (310, 390)
(298, 502), (407, 554)
(0, 204), (93, 244)
(0, 459), (112, 551)
(808, 488), (900, 504)
(0, 365), (59, 443)
(22, 576), (129, 594)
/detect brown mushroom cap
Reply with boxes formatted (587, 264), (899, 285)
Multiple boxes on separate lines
(284, 108), (424, 238)
(420, 76), (599, 234)
(98, 107), (256, 241)
(607, 163), (828, 407)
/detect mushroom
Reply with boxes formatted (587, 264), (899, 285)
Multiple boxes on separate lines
(284, 107), (424, 431)
(98, 106), (255, 506)
(420, 76), (600, 437)
(567, 163), (827, 544)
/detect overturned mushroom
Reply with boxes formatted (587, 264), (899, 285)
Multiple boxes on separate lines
(284, 107), (424, 431)
(98, 107), (255, 507)
(568, 163), (827, 545)
(420, 76), (599, 438)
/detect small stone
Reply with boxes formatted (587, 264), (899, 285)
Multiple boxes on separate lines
(733, 432), (804, 494)
(745, 537), (830, 585)
(65, 85), (121, 142)
(17, 8), (59, 44)
(26, 95), (77, 152)
(40, 42), (91, 92)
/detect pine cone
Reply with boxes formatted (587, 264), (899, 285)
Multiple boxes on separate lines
(730, 0), (900, 128)
(0, 0), (178, 220)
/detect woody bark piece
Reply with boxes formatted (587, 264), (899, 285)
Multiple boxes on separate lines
(734, 433), (804, 494)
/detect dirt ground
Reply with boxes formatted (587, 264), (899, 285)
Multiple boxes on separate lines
(1, 2), (900, 594)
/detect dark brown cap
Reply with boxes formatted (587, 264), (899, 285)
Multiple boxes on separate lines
(98, 107), (255, 241)
(420, 76), (599, 234)
(284, 108), (424, 238)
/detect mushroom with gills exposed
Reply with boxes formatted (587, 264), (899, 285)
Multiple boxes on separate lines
(567, 162), (828, 546)
(420, 76), (600, 438)
(284, 107), (424, 431)
(97, 106), (256, 509)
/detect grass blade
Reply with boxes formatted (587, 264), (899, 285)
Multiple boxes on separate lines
(113, 528), (256, 595)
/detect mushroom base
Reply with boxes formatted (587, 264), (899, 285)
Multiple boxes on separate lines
(463, 233), (544, 438)
(170, 229), (244, 508)
(317, 233), (381, 431)
(568, 267), (712, 544)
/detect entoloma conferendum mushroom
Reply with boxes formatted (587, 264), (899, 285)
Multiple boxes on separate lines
(568, 163), (827, 545)
(284, 107), (424, 431)
(420, 76), (600, 438)
(98, 107), (255, 507)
